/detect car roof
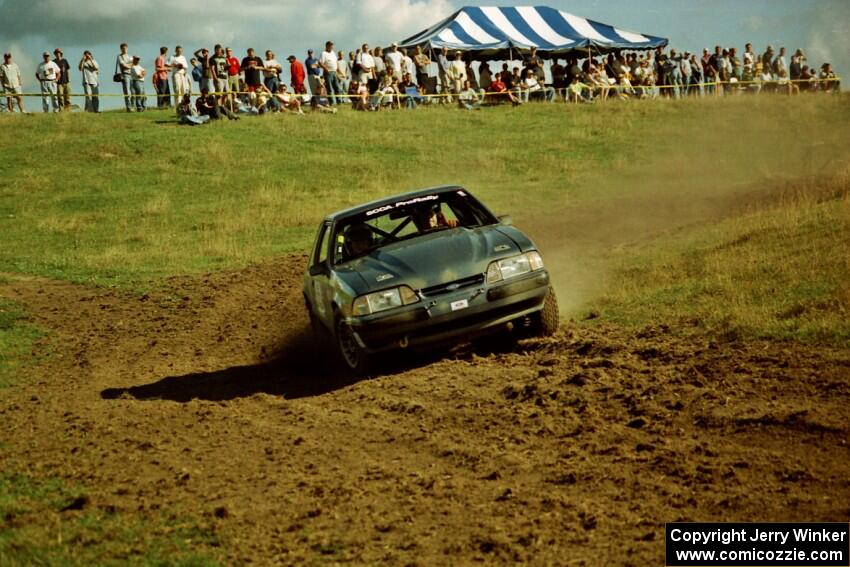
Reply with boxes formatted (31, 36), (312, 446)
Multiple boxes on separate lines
(323, 185), (467, 222)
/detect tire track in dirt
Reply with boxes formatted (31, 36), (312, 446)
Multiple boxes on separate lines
(1, 257), (849, 565)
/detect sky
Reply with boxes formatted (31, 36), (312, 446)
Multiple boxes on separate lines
(1, 0), (847, 109)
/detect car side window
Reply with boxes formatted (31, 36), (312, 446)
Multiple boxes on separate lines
(314, 224), (330, 266)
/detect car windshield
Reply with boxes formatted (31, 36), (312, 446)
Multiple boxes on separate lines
(332, 190), (498, 264)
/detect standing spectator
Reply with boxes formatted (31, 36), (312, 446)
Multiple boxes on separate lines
(436, 46), (451, 101)
(130, 55), (146, 111)
(241, 48), (264, 93)
(287, 54), (306, 96)
(385, 43), (403, 78)
(36, 51), (60, 113)
(263, 49), (282, 92)
(525, 46), (545, 82)
(790, 49), (805, 81)
(356, 44), (375, 92)
(193, 47), (213, 93)
(319, 41), (342, 105)
(225, 47), (240, 101)
(688, 53), (702, 96)
(401, 48), (414, 82)
(372, 47), (386, 87)
(773, 47), (787, 78)
(305, 49), (321, 96)
(53, 49), (71, 110)
(448, 51), (467, 96)
(116, 43), (133, 111)
(155, 46), (171, 108)
(210, 45), (228, 96)
(820, 63), (839, 93)
(729, 47), (742, 82)
(78, 50), (99, 112)
(336, 50), (350, 98)
(549, 59), (564, 91)
(168, 46), (190, 106)
(742, 43), (755, 79)
(667, 48), (682, 98)
(1, 52), (26, 113)
(413, 45), (431, 88)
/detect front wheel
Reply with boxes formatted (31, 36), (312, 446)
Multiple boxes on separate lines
(531, 286), (560, 337)
(336, 319), (369, 374)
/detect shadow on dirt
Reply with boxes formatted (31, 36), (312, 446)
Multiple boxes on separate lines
(100, 326), (462, 402)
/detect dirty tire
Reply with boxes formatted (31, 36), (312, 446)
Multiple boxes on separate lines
(535, 285), (560, 337)
(336, 318), (369, 374)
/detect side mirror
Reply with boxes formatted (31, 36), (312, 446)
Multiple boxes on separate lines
(309, 263), (329, 277)
(498, 215), (513, 226)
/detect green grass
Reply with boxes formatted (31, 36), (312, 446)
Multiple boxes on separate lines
(0, 298), (43, 388)
(592, 177), (850, 345)
(1, 95), (849, 346)
(0, 474), (221, 566)
(1, 96), (848, 288)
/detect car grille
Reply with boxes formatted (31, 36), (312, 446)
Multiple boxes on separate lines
(421, 274), (485, 297)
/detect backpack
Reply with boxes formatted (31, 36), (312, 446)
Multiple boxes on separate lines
(192, 66), (203, 82)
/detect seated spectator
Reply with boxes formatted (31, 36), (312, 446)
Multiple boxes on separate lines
(196, 88), (238, 120)
(488, 72), (522, 105)
(568, 75), (593, 103)
(819, 63), (839, 93)
(349, 79), (369, 110)
(275, 84), (305, 114)
(458, 80), (481, 110)
(253, 83), (280, 113)
(312, 77), (338, 113)
(399, 73), (424, 109)
(177, 94), (210, 125)
(524, 73), (555, 102)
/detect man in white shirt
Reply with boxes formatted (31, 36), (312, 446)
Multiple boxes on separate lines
(168, 45), (190, 107)
(356, 44), (375, 89)
(36, 51), (60, 112)
(130, 55), (146, 111)
(115, 43), (134, 111)
(319, 41), (342, 106)
(400, 48), (414, 82)
(78, 50), (100, 112)
(1, 52), (26, 113)
(263, 50), (282, 92)
(385, 43), (403, 78)
(448, 51), (467, 95)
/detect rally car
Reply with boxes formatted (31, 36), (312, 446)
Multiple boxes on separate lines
(302, 185), (558, 372)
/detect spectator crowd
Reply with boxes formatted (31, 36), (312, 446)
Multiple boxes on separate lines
(0, 40), (842, 116)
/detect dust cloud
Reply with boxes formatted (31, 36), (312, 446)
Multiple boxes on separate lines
(516, 100), (850, 316)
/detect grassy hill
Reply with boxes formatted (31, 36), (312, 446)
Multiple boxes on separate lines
(1, 95), (849, 345)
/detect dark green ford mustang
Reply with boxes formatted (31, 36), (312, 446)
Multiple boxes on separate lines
(302, 186), (558, 371)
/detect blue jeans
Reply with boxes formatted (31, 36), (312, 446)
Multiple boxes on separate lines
(121, 74), (133, 110)
(40, 81), (59, 112)
(264, 76), (279, 93)
(323, 71), (342, 105)
(131, 80), (146, 111)
(669, 69), (682, 99)
(83, 82), (99, 112)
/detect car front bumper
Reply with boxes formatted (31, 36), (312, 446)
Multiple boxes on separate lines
(346, 270), (551, 353)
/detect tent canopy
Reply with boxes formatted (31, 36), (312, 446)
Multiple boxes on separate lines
(399, 5), (668, 58)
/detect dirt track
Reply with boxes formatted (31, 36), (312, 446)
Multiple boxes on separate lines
(2, 256), (849, 565)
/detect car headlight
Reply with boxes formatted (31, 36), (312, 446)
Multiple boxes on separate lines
(352, 285), (419, 316)
(486, 251), (544, 284)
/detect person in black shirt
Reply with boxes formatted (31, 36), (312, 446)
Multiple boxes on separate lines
(53, 48), (71, 110)
(241, 48), (264, 92)
(195, 88), (238, 120)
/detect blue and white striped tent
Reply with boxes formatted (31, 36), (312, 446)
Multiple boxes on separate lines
(399, 5), (667, 58)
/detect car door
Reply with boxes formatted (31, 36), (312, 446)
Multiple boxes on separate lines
(308, 222), (334, 330)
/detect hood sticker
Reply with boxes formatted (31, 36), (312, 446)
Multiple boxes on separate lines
(494, 244), (511, 252)
(376, 274), (395, 282)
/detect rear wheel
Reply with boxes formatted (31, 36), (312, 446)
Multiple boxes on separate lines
(336, 318), (369, 374)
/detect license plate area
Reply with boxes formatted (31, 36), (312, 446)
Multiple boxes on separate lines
(450, 299), (469, 312)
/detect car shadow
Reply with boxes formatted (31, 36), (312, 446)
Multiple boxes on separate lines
(100, 326), (458, 403)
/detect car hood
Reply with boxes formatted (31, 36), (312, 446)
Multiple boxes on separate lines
(338, 226), (523, 293)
